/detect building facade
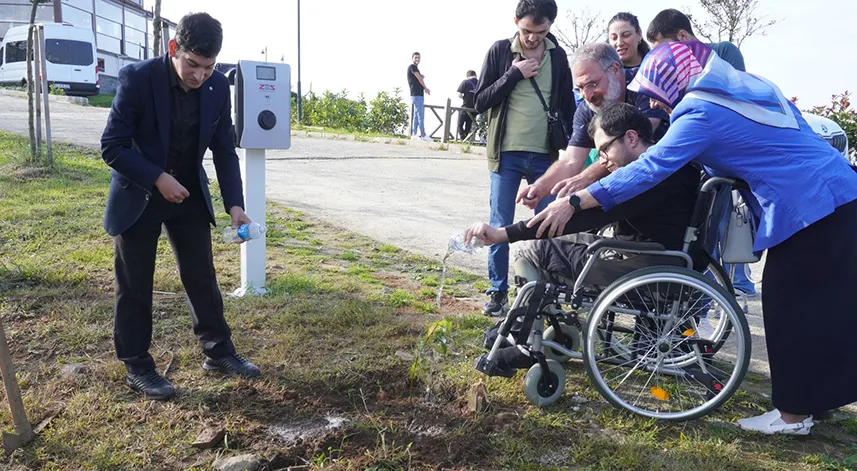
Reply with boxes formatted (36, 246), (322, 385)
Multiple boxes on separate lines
(0, 0), (176, 93)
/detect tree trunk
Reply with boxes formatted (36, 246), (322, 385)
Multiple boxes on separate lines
(152, 0), (162, 56)
(26, 2), (40, 163)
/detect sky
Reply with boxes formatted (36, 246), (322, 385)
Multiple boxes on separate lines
(156, 0), (855, 110)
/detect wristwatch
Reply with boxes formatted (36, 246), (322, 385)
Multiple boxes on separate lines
(568, 194), (583, 211)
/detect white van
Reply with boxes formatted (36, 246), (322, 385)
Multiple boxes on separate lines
(0, 23), (99, 96)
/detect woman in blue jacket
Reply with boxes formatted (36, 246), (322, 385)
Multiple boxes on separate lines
(530, 41), (857, 435)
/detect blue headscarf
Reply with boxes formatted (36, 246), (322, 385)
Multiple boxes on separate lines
(628, 41), (799, 129)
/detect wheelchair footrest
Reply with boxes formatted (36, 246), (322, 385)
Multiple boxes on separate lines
(474, 354), (517, 378)
(474, 348), (536, 378)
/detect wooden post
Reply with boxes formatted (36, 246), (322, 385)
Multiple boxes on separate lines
(33, 26), (42, 157)
(470, 110), (479, 144)
(442, 98), (452, 144)
(0, 319), (33, 453)
(469, 110), (477, 144)
(38, 25), (52, 166)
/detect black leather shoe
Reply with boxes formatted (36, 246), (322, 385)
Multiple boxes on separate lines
(202, 353), (261, 378)
(126, 370), (175, 400)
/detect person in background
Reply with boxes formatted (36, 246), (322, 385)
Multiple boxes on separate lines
(457, 70), (478, 140)
(646, 7), (756, 296)
(607, 12), (650, 71)
(407, 52), (433, 142)
(646, 8), (745, 72)
(530, 41), (857, 435)
(100, 12), (261, 401)
(473, 0), (576, 316)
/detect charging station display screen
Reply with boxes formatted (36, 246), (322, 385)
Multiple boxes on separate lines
(256, 66), (276, 81)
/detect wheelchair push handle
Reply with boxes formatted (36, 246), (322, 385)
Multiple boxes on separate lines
(684, 176), (750, 251)
(700, 176), (749, 193)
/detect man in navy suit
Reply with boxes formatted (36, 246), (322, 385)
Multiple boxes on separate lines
(101, 12), (260, 401)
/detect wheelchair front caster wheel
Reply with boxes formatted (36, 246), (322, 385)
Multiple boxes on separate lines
(523, 359), (566, 406)
(544, 323), (581, 362)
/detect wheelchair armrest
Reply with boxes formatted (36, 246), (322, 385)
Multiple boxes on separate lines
(584, 238), (666, 256)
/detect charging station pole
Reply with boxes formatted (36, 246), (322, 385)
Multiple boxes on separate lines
(231, 60), (291, 296)
(238, 148), (267, 295)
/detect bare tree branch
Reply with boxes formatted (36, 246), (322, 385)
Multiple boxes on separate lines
(553, 7), (606, 53)
(689, 0), (779, 47)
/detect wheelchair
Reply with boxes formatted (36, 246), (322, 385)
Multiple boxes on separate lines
(474, 177), (752, 421)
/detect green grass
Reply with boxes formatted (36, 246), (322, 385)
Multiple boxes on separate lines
(379, 244), (400, 254)
(0, 130), (856, 471)
(340, 250), (360, 261)
(86, 93), (115, 108)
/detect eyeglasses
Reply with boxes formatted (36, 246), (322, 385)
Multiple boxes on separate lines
(577, 62), (618, 95)
(597, 134), (625, 162)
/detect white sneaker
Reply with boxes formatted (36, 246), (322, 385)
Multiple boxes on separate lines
(421, 135), (433, 142)
(737, 410), (813, 435)
(411, 135), (422, 141)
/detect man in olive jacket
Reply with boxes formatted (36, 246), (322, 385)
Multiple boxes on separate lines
(473, 0), (576, 316)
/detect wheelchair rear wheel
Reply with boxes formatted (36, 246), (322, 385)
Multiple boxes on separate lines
(582, 266), (750, 421)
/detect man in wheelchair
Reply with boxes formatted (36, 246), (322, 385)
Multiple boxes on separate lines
(466, 102), (703, 291)
(464, 102), (708, 375)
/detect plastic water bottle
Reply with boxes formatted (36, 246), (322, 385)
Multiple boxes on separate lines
(222, 222), (266, 243)
(438, 232), (485, 308)
(448, 232), (484, 255)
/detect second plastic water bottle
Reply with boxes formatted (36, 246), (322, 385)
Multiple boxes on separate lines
(222, 222), (266, 243)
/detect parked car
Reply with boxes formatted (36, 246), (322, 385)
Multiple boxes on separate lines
(802, 112), (850, 160)
(0, 23), (99, 97)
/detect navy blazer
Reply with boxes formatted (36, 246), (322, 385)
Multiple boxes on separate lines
(101, 54), (244, 236)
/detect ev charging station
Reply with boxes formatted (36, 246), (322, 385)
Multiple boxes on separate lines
(232, 60), (291, 296)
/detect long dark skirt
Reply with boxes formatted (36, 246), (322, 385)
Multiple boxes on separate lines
(763, 198), (857, 414)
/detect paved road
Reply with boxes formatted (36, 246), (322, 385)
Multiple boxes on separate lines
(0, 93), (770, 375)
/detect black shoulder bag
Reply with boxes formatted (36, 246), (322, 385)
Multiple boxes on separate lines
(530, 77), (569, 152)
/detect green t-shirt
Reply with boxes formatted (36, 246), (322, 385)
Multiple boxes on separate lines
(584, 148), (599, 168)
(501, 37), (555, 154)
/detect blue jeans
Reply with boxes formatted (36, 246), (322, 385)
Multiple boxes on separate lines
(488, 151), (556, 294)
(411, 95), (426, 136)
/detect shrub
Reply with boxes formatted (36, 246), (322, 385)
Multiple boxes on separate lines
(311, 89), (368, 132)
(368, 88), (409, 135)
(293, 88), (409, 136)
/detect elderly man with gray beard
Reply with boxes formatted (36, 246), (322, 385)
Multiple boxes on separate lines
(517, 43), (669, 207)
